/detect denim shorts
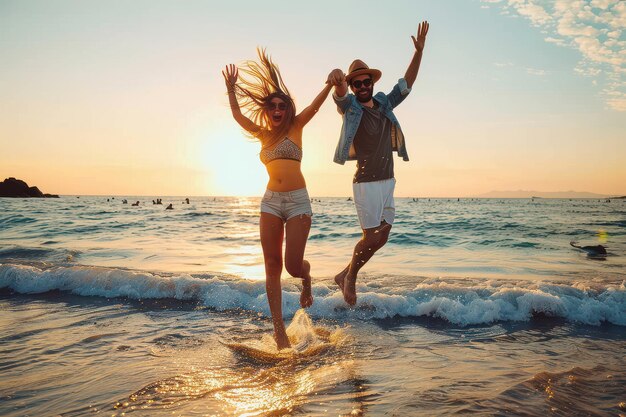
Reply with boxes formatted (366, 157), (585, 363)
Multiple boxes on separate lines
(260, 188), (312, 221)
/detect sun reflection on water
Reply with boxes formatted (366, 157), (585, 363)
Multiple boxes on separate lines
(112, 359), (360, 416)
(110, 311), (368, 416)
(221, 244), (265, 280)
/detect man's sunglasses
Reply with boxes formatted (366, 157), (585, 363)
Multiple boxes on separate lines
(351, 78), (373, 89)
(267, 102), (287, 111)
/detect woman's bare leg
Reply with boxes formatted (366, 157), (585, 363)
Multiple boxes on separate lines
(260, 212), (289, 349)
(285, 214), (313, 308)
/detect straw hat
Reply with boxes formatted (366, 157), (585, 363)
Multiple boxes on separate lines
(345, 59), (382, 84)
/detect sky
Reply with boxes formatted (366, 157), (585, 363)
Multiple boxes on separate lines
(1, 0), (625, 197)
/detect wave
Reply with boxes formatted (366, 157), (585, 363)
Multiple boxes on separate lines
(0, 247), (80, 262)
(474, 365), (626, 415)
(0, 263), (624, 327)
(0, 214), (37, 227)
(589, 220), (626, 228)
(181, 211), (214, 217)
(511, 241), (539, 248)
(308, 232), (362, 240)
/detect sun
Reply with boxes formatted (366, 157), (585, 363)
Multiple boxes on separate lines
(200, 126), (268, 197)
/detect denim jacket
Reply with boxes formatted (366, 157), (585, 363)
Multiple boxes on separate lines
(333, 78), (411, 165)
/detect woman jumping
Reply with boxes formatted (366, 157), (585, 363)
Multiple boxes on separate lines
(223, 49), (332, 349)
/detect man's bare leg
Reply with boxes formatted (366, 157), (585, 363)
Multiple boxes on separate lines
(339, 221), (391, 305)
(334, 264), (349, 291)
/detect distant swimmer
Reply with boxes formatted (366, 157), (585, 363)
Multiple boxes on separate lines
(122, 199), (128, 204)
(165, 203), (173, 210)
(185, 198), (190, 204)
(131, 201), (140, 206)
(570, 241), (607, 256)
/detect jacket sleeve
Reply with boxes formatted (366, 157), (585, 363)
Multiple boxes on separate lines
(386, 78), (412, 109)
(333, 91), (352, 114)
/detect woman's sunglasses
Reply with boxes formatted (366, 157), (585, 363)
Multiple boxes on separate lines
(351, 78), (373, 89)
(267, 102), (287, 111)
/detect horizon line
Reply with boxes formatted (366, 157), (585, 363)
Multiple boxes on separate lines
(6, 194), (624, 199)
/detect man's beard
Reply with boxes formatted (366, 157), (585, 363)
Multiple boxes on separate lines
(355, 87), (373, 103)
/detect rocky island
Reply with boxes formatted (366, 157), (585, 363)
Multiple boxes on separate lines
(0, 177), (59, 198)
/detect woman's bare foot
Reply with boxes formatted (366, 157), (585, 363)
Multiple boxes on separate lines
(274, 329), (291, 350)
(300, 260), (313, 308)
(334, 264), (349, 292)
(343, 272), (357, 306)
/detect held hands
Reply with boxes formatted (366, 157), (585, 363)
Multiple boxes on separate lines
(411, 21), (430, 52)
(327, 68), (346, 86)
(222, 64), (238, 90)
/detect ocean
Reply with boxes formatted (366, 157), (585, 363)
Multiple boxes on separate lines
(1, 196), (624, 416)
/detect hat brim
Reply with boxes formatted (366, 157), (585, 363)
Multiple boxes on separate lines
(346, 69), (382, 84)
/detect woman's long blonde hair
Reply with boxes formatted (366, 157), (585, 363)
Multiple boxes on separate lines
(234, 48), (295, 148)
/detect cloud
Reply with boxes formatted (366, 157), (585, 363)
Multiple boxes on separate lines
(516, 2), (553, 25)
(545, 36), (566, 46)
(606, 30), (621, 39)
(526, 67), (548, 76)
(575, 63), (602, 76)
(481, 0), (626, 111)
(590, 0), (613, 9)
(606, 96), (626, 111)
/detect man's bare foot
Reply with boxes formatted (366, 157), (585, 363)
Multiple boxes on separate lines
(343, 272), (357, 306)
(334, 265), (349, 292)
(300, 260), (313, 308)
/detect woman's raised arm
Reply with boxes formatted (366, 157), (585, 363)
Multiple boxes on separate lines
(295, 82), (333, 129)
(222, 64), (262, 134)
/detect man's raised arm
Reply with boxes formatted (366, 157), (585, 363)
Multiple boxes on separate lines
(327, 69), (349, 113)
(404, 21), (429, 89)
(328, 69), (348, 97)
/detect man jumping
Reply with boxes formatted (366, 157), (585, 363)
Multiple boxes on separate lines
(327, 21), (429, 305)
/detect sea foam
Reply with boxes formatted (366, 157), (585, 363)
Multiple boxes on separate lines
(1, 263), (624, 326)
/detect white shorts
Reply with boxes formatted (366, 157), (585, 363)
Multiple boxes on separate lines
(352, 178), (396, 230)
